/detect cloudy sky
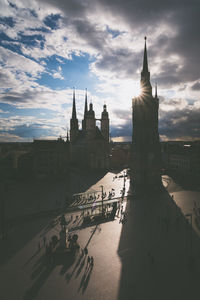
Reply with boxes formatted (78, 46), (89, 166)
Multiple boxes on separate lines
(0, 0), (199, 142)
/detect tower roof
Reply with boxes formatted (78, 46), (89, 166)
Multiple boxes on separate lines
(102, 104), (108, 118)
(87, 102), (95, 118)
(72, 87), (77, 119)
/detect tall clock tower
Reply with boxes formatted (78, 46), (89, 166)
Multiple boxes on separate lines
(131, 37), (162, 194)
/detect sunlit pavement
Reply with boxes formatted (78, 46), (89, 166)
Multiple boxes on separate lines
(0, 170), (128, 300)
(0, 172), (200, 300)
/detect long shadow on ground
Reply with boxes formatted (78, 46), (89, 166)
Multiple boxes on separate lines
(0, 215), (54, 267)
(24, 252), (75, 300)
(117, 188), (200, 300)
(0, 170), (106, 268)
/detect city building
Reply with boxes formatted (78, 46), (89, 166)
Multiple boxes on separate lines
(130, 37), (162, 194)
(70, 89), (110, 169)
(32, 138), (70, 178)
(110, 142), (131, 169)
(0, 142), (32, 180)
(161, 141), (200, 186)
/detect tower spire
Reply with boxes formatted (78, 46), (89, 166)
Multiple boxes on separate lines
(142, 36), (148, 73)
(141, 36), (151, 94)
(72, 87), (77, 119)
(155, 82), (157, 98)
(84, 88), (88, 117)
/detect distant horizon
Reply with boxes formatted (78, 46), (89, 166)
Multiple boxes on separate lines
(1, 136), (200, 144)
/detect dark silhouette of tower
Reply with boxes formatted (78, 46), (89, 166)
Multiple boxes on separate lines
(131, 37), (162, 194)
(101, 104), (109, 142)
(82, 88), (88, 131)
(86, 102), (96, 140)
(70, 88), (78, 143)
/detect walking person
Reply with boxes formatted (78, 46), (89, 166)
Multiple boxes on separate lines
(90, 256), (94, 267)
(121, 205), (123, 216)
(87, 256), (91, 268)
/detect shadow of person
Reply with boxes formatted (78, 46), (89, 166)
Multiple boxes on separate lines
(81, 264), (93, 294)
(24, 256), (55, 300)
(23, 249), (41, 268)
(65, 250), (84, 283)
(75, 256), (86, 278)
(24, 252), (75, 300)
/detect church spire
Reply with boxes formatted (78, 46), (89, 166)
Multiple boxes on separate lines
(70, 87), (78, 142)
(84, 88), (88, 117)
(142, 36), (148, 74)
(141, 36), (152, 94)
(72, 87), (77, 119)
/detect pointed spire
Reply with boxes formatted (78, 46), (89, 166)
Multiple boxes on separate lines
(142, 36), (148, 73)
(140, 36), (151, 94)
(72, 87), (77, 119)
(155, 82), (157, 98)
(84, 88), (88, 117)
(66, 128), (69, 141)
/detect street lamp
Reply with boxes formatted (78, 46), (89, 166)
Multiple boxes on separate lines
(100, 185), (104, 216)
(123, 171), (126, 192)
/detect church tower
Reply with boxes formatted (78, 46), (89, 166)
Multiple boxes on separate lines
(101, 104), (109, 142)
(86, 102), (96, 140)
(70, 88), (79, 143)
(131, 37), (162, 194)
(82, 89), (88, 131)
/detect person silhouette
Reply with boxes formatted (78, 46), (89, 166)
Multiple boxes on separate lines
(90, 256), (94, 267)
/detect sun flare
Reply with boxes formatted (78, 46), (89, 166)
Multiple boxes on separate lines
(132, 81), (141, 97)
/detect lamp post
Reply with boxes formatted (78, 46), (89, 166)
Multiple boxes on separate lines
(123, 171), (126, 191)
(100, 185), (104, 216)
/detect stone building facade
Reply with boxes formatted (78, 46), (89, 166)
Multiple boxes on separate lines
(70, 89), (110, 169)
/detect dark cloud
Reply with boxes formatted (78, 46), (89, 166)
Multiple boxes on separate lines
(0, 91), (36, 103)
(159, 107), (200, 139)
(191, 81), (200, 91)
(94, 48), (141, 79)
(71, 18), (108, 51)
(111, 109), (132, 137)
(110, 121), (132, 138)
(111, 104), (200, 140)
(38, 0), (200, 86)
(5, 123), (54, 138)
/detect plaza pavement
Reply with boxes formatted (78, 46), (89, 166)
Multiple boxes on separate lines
(0, 171), (200, 300)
